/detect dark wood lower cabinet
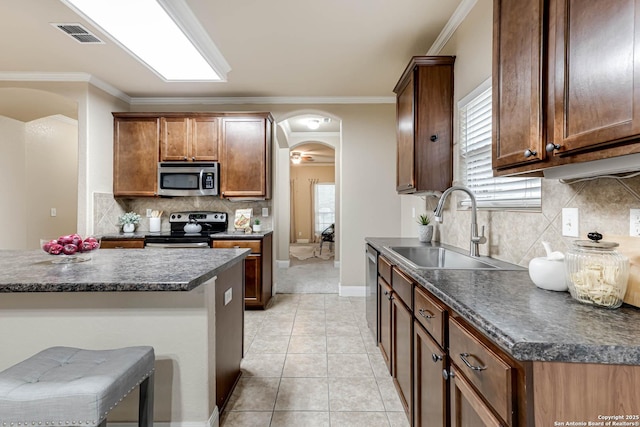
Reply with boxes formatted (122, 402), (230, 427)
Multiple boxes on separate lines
(392, 294), (413, 421)
(378, 277), (393, 373)
(212, 233), (272, 309)
(414, 322), (447, 427)
(450, 365), (503, 427)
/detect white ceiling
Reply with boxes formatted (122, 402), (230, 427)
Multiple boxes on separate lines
(0, 0), (462, 99)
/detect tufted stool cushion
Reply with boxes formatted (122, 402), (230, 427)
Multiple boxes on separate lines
(0, 346), (154, 426)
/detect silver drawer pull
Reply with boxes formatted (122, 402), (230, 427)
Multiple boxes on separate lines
(418, 308), (435, 319)
(459, 353), (487, 371)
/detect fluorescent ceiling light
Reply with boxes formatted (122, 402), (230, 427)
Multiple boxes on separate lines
(60, 0), (227, 81)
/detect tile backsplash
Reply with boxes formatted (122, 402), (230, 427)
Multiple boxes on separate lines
(94, 193), (272, 235)
(433, 176), (640, 267)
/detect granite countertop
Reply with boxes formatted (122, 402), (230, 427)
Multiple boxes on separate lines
(0, 248), (250, 292)
(100, 230), (273, 240)
(367, 237), (640, 365)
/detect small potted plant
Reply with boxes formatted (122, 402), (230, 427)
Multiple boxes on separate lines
(252, 219), (262, 233)
(118, 211), (141, 233)
(417, 213), (433, 243)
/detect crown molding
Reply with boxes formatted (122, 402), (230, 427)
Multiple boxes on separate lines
(129, 96), (396, 105)
(427, 0), (478, 55)
(0, 72), (395, 106)
(0, 72), (131, 103)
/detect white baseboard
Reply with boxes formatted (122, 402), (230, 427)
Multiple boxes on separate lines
(276, 259), (290, 269)
(107, 406), (219, 427)
(338, 284), (366, 297)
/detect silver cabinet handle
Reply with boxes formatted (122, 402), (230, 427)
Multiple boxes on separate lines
(442, 369), (454, 380)
(418, 308), (435, 319)
(432, 353), (443, 363)
(459, 353), (487, 371)
(524, 149), (537, 158)
(546, 143), (561, 153)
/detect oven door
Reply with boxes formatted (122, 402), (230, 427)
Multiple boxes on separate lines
(157, 162), (218, 196)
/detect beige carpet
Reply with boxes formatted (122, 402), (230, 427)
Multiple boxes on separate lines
(289, 243), (334, 261)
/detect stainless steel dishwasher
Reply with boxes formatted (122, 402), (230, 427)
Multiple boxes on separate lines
(366, 244), (378, 341)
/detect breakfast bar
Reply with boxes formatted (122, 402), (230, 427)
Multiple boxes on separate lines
(0, 248), (250, 425)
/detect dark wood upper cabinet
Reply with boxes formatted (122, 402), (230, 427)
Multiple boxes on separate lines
(394, 56), (455, 193)
(550, 0), (640, 155)
(493, 0), (640, 176)
(220, 114), (273, 199)
(492, 0), (546, 171)
(113, 114), (159, 197)
(160, 116), (219, 162)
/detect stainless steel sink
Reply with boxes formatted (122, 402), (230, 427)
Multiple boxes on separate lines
(387, 246), (502, 270)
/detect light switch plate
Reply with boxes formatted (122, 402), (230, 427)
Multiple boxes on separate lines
(630, 209), (640, 236)
(50, 208), (57, 217)
(262, 208), (269, 217)
(224, 288), (232, 306)
(562, 208), (579, 237)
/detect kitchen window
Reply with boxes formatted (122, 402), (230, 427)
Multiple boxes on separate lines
(459, 78), (541, 209)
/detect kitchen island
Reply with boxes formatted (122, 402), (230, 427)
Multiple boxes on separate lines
(0, 248), (250, 425)
(367, 238), (640, 426)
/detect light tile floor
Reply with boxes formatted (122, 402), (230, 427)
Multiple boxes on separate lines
(276, 259), (339, 294)
(220, 294), (410, 427)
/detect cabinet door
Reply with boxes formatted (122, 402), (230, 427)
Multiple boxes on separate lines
(113, 117), (159, 197)
(414, 322), (447, 427)
(392, 295), (413, 420)
(243, 254), (261, 306)
(492, 0), (546, 171)
(396, 74), (415, 192)
(191, 117), (219, 161)
(220, 117), (268, 198)
(160, 117), (190, 161)
(378, 277), (393, 373)
(550, 0), (640, 155)
(414, 64), (454, 193)
(450, 366), (503, 427)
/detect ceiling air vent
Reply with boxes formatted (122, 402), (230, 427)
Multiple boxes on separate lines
(51, 23), (104, 44)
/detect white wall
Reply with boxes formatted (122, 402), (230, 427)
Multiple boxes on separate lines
(0, 116), (27, 249)
(25, 116), (78, 248)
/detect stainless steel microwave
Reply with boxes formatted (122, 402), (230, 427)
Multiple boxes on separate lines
(157, 162), (219, 196)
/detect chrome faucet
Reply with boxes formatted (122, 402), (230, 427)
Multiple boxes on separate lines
(433, 185), (487, 257)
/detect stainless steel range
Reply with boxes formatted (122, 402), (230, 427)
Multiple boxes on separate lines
(144, 211), (228, 248)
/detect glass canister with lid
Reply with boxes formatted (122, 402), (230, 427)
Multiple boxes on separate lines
(565, 232), (630, 309)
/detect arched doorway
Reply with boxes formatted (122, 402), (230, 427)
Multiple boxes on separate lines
(274, 111), (341, 293)
(0, 88), (78, 249)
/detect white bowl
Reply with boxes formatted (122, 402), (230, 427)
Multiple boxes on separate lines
(528, 257), (568, 292)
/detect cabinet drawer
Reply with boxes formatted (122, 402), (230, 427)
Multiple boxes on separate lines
(414, 286), (446, 347)
(391, 267), (413, 308)
(212, 240), (261, 254)
(449, 316), (514, 425)
(378, 255), (392, 284)
(101, 239), (145, 249)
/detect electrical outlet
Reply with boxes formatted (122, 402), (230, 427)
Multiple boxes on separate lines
(262, 207), (269, 217)
(50, 208), (57, 217)
(630, 209), (640, 236)
(146, 209), (152, 218)
(412, 207), (416, 218)
(224, 288), (232, 306)
(562, 208), (579, 237)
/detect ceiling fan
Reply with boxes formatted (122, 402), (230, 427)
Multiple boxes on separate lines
(290, 151), (314, 164)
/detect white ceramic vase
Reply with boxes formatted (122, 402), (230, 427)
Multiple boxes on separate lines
(123, 223), (135, 233)
(253, 224), (262, 232)
(418, 225), (433, 243)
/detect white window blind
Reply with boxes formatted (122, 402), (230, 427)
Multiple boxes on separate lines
(459, 80), (541, 209)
